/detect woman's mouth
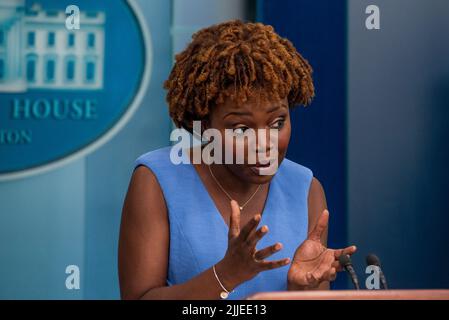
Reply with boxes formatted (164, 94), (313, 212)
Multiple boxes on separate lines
(253, 162), (271, 168)
(248, 160), (278, 175)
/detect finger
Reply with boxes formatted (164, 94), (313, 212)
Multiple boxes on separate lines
(247, 225), (269, 248)
(307, 210), (329, 241)
(259, 257), (291, 270)
(238, 214), (262, 241)
(306, 272), (319, 287)
(333, 245), (357, 259)
(331, 260), (343, 272)
(239, 214), (262, 241)
(322, 267), (337, 282)
(228, 200), (241, 239)
(254, 242), (282, 260)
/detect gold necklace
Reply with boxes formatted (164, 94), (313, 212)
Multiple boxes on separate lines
(208, 164), (262, 211)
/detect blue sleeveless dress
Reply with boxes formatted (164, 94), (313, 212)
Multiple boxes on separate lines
(133, 146), (313, 300)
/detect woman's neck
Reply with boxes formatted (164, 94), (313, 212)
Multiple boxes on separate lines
(187, 145), (262, 197)
(208, 161), (259, 196)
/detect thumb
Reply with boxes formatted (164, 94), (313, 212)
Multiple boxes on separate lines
(308, 209), (329, 241)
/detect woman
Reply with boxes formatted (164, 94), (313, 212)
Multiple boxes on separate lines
(118, 20), (356, 300)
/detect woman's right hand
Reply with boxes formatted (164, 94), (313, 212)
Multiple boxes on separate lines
(215, 200), (291, 290)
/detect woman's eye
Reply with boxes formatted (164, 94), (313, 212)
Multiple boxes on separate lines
(272, 119), (285, 129)
(233, 127), (249, 135)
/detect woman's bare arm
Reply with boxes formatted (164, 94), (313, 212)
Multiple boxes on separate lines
(118, 165), (240, 300)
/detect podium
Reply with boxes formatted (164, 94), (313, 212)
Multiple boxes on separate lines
(246, 290), (449, 300)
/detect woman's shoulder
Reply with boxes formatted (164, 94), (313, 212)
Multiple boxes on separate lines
(132, 146), (195, 195)
(279, 157), (313, 180)
(133, 145), (183, 175)
(275, 157), (314, 196)
(135, 146), (172, 166)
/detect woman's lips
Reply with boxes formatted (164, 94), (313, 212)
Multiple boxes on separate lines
(248, 160), (279, 175)
(253, 162), (271, 168)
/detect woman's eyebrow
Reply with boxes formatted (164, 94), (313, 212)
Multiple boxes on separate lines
(267, 104), (287, 113)
(223, 104), (287, 119)
(222, 110), (252, 119)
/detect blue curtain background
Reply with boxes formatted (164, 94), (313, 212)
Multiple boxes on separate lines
(258, 0), (348, 289)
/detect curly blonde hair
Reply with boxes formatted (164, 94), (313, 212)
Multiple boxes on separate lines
(164, 19), (315, 132)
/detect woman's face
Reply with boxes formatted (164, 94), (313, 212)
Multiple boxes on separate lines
(206, 94), (291, 185)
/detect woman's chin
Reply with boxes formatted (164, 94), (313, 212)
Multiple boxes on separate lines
(249, 175), (275, 185)
(244, 167), (277, 184)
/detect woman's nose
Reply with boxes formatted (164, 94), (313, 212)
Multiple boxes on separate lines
(249, 128), (277, 154)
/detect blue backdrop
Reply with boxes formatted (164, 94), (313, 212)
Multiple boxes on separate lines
(258, 0), (349, 289)
(0, 0), (172, 299)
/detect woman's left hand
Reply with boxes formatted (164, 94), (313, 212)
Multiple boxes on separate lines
(287, 210), (357, 290)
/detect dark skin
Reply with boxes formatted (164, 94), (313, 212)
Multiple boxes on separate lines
(118, 94), (356, 299)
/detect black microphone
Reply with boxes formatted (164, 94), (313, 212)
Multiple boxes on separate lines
(339, 254), (360, 290)
(366, 254), (388, 289)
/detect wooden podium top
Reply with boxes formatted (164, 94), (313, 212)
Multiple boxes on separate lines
(246, 290), (449, 300)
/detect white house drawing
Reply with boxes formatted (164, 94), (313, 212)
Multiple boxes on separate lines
(0, 0), (105, 92)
